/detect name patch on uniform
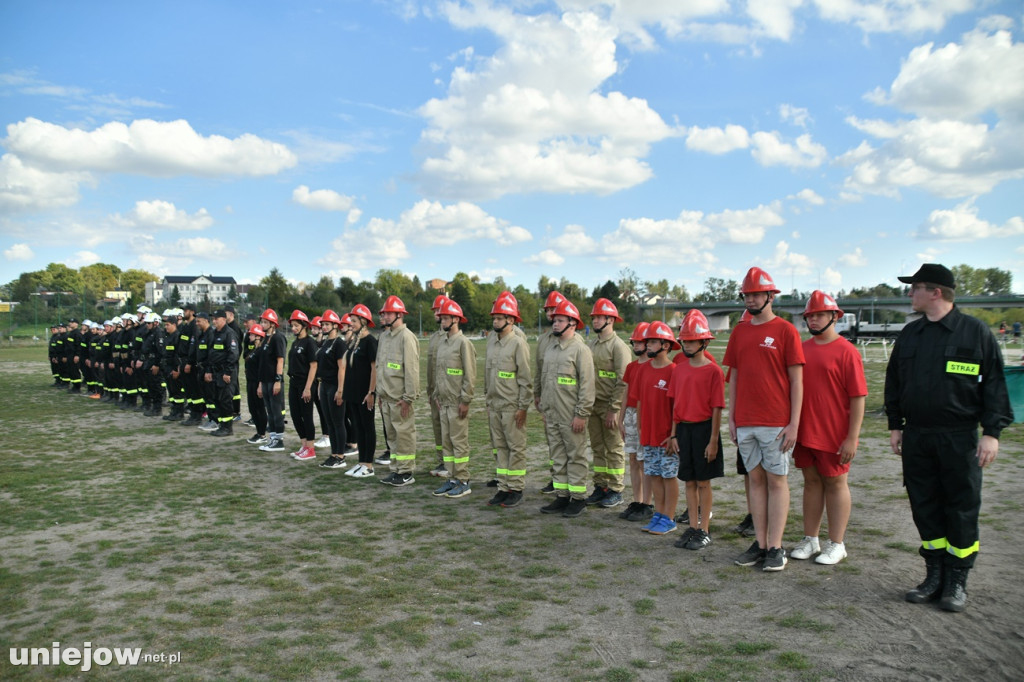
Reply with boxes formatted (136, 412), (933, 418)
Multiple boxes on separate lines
(213, 344), (225, 350)
(946, 361), (979, 376)
(558, 377), (577, 385)
(387, 362), (402, 370)
(598, 370), (617, 379)
(447, 368), (463, 375)
(498, 371), (516, 379)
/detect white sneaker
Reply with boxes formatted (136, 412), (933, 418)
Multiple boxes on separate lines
(815, 540), (847, 565)
(314, 435), (331, 448)
(344, 464), (364, 477)
(352, 466), (376, 478)
(791, 535), (820, 560)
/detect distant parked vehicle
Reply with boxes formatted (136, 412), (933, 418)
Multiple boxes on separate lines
(834, 313), (908, 340)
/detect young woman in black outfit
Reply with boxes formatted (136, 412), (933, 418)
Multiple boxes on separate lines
(287, 310), (319, 462)
(315, 309), (349, 469)
(343, 304), (378, 478)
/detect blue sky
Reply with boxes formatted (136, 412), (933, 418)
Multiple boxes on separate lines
(2, 0), (1022, 296)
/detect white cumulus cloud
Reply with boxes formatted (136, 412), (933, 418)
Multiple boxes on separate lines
(4, 242), (34, 261)
(838, 247), (867, 267)
(685, 124), (751, 154)
(0, 153), (90, 212)
(524, 249), (566, 267)
(292, 186), (362, 224)
(751, 131), (827, 168)
(916, 199), (1024, 241)
(417, 5), (678, 200)
(112, 200), (213, 231)
(64, 250), (100, 268)
(4, 117), (297, 177)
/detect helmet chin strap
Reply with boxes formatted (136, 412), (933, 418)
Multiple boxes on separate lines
(493, 318), (509, 334)
(682, 341), (707, 358)
(592, 320), (609, 334)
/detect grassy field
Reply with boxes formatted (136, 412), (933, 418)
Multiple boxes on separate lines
(2, 337), (1021, 681)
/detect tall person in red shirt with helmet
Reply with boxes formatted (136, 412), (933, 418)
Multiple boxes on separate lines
(725, 267), (805, 572)
(791, 291), (866, 566)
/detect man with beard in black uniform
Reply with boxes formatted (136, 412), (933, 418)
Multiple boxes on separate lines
(161, 311), (186, 421)
(139, 312), (165, 417)
(225, 305), (244, 422)
(64, 318), (83, 393)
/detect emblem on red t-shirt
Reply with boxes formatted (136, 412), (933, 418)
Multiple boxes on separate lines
(761, 336), (776, 349)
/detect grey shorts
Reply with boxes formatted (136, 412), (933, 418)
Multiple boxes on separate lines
(623, 407), (639, 456)
(736, 426), (790, 476)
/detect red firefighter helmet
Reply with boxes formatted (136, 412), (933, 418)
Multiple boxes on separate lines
(643, 320), (681, 350)
(289, 309), (309, 325)
(349, 304), (375, 328)
(490, 295), (522, 322)
(678, 310), (715, 341)
(260, 308), (279, 326)
(630, 322), (651, 341)
(552, 299), (581, 324)
(249, 325), (266, 338)
(438, 299), (467, 324)
(310, 315), (322, 328)
(379, 295), (407, 315)
(431, 294), (450, 311)
(590, 298), (623, 322)
(321, 309), (342, 325)
(803, 290), (844, 318)
(740, 266), (781, 294)
(544, 290), (566, 309)
(340, 313), (353, 327)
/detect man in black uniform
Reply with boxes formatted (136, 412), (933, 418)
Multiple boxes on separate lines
(885, 263), (1013, 612)
(225, 306), (244, 421)
(64, 318), (83, 393)
(178, 304), (202, 425)
(139, 313), (164, 416)
(194, 313), (217, 430)
(48, 324), (62, 386)
(161, 311), (186, 421)
(207, 310), (240, 437)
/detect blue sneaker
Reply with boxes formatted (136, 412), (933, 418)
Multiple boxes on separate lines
(433, 480), (456, 496)
(641, 512), (664, 533)
(648, 517), (677, 535)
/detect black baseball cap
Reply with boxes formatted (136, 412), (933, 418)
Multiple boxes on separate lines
(196, 312), (210, 320)
(183, 302), (197, 311)
(898, 263), (956, 289)
(224, 305), (235, 313)
(212, 309), (227, 319)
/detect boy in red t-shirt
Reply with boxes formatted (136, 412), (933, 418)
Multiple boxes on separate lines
(724, 267), (805, 572)
(791, 291), (866, 565)
(667, 310), (725, 550)
(618, 322), (654, 522)
(635, 321), (681, 536)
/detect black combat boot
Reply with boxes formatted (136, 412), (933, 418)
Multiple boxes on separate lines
(939, 566), (969, 613)
(905, 556), (944, 603)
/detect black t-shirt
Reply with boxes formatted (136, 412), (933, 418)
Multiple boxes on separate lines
(287, 335), (318, 379)
(342, 333), (377, 402)
(257, 331), (287, 382)
(316, 335), (344, 382)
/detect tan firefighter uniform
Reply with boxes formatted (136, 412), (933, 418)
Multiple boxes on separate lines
(377, 319), (419, 474)
(485, 329), (533, 492)
(588, 332), (630, 492)
(434, 328), (476, 481)
(538, 334), (595, 500)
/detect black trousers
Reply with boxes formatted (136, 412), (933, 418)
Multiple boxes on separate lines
(347, 398), (377, 464)
(902, 427), (982, 568)
(246, 373), (267, 435)
(214, 373), (235, 425)
(288, 380), (316, 441)
(261, 379), (286, 435)
(318, 382), (346, 455)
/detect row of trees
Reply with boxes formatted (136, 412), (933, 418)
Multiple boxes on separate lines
(2, 263), (1017, 334)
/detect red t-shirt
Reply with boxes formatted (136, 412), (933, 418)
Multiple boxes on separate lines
(636, 361), (676, 446)
(722, 316), (805, 427)
(623, 358), (648, 408)
(797, 337), (867, 452)
(669, 361), (726, 423)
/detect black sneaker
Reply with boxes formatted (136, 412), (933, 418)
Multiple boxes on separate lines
(762, 547), (787, 572)
(734, 541), (767, 567)
(684, 529), (713, 550)
(244, 418), (255, 427)
(210, 425), (233, 437)
(673, 527), (699, 548)
(540, 481), (556, 495)
(562, 498), (587, 518)
(619, 501), (642, 519)
(584, 487), (608, 505)
(626, 504), (654, 522)
(319, 455), (342, 469)
(501, 491), (523, 508)
(485, 479), (499, 488)
(598, 491), (624, 508)
(380, 472), (400, 486)
(392, 473), (415, 487)
(487, 491), (510, 506)
(675, 509), (690, 525)
(540, 497), (570, 514)
(374, 454), (391, 466)
(732, 513), (755, 537)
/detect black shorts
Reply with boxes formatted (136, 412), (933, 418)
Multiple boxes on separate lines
(676, 420), (725, 482)
(736, 449), (747, 476)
